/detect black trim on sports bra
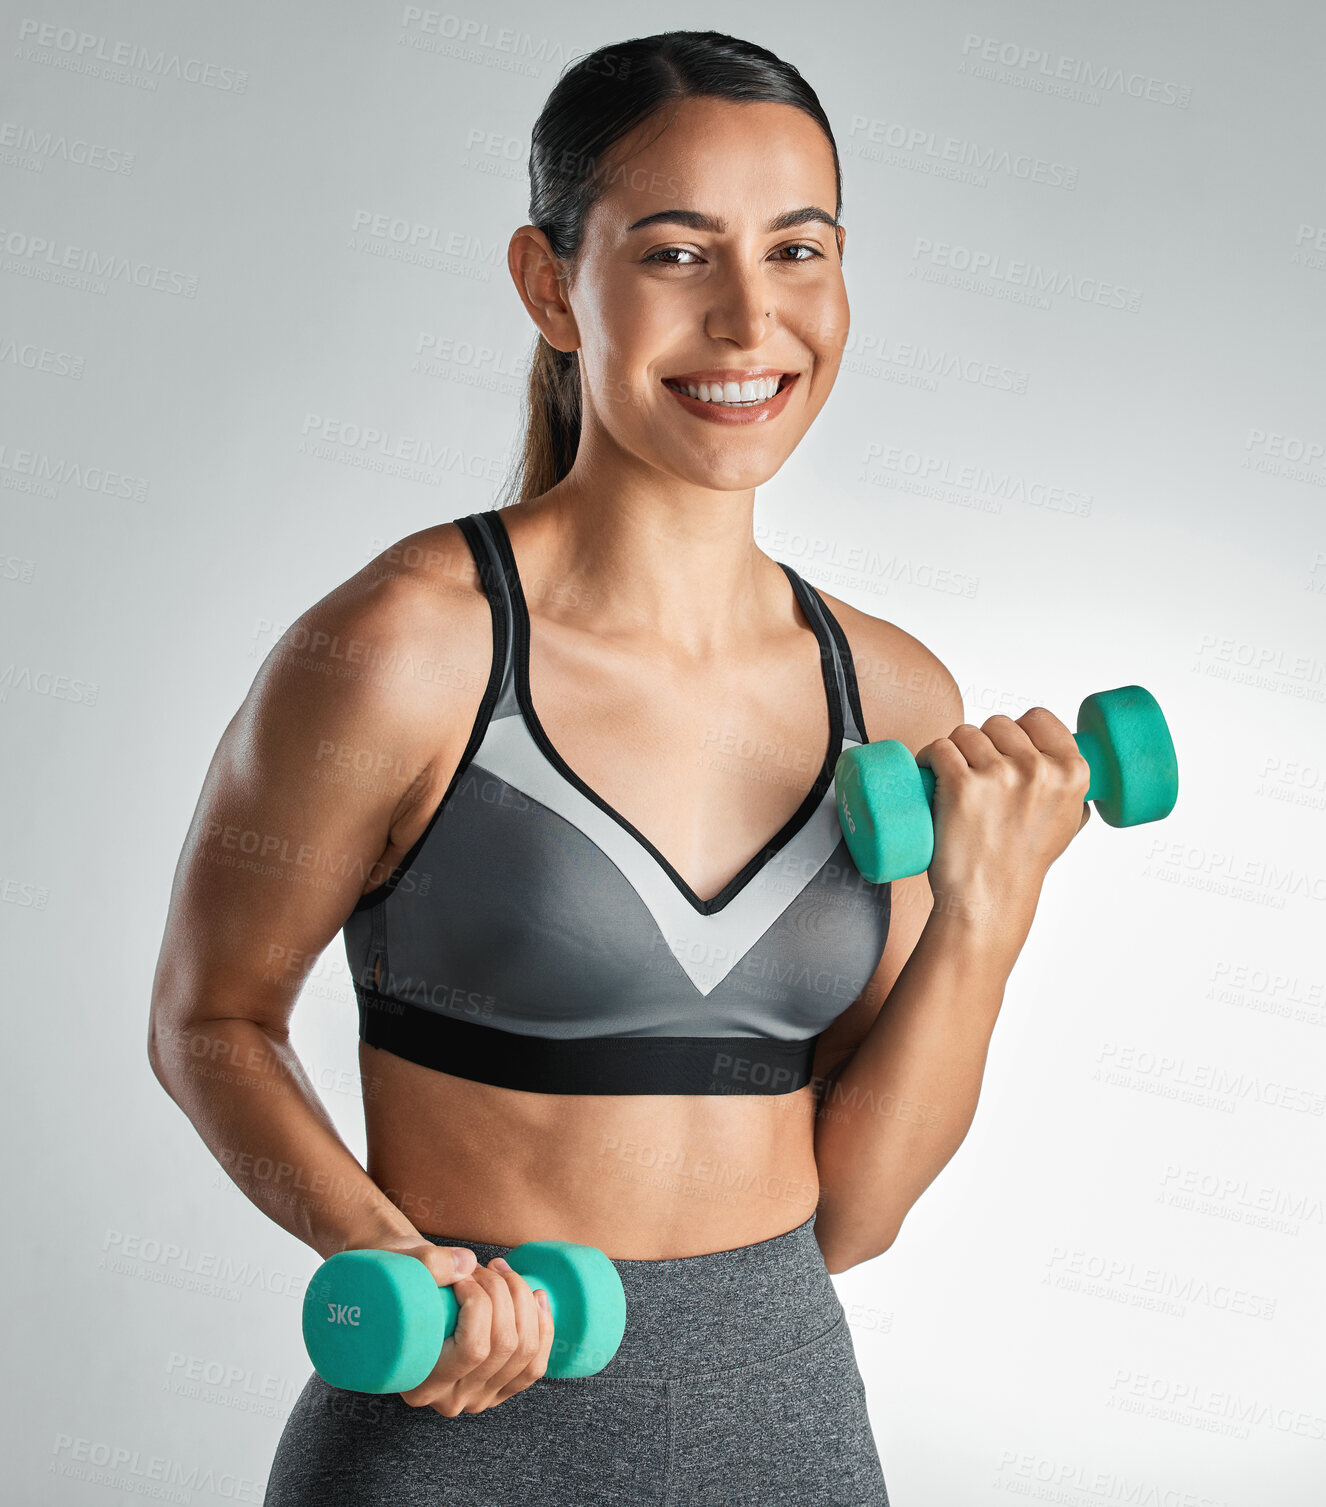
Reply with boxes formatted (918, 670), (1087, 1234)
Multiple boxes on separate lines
(357, 986), (821, 1095)
(484, 505), (844, 919)
(802, 579), (871, 744)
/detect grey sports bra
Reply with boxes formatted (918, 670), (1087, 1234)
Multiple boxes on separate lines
(342, 508), (891, 1095)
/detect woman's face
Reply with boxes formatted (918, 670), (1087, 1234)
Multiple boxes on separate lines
(518, 96), (849, 496)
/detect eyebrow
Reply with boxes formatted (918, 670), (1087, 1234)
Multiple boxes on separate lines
(624, 206), (838, 234)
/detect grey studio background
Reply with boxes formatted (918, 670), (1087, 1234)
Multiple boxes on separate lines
(2, 1), (1323, 1502)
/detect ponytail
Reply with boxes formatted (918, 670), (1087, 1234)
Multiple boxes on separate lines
(502, 335), (583, 507)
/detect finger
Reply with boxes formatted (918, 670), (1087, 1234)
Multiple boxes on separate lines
(978, 713), (1042, 765)
(946, 721), (1005, 769)
(1013, 707), (1092, 797)
(396, 1270), (491, 1411)
(455, 1263), (520, 1409)
(413, 1244), (479, 1289)
(485, 1259), (540, 1391)
(494, 1287), (555, 1401)
(1015, 706), (1081, 762)
(992, 710), (1092, 796)
(915, 731), (975, 774)
(484, 1259), (549, 1399)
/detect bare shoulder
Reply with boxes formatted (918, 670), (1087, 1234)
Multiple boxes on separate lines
(243, 516), (495, 833)
(810, 586), (964, 753)
(271, 518), (490, 707)
(331, 518), (487, 645)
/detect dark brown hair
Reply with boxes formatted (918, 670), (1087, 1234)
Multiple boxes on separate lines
(498, 30), (842, 507)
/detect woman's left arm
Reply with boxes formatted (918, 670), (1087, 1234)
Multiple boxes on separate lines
(811, 886), (1039, 1274)
(807, 616), (1090, 1274)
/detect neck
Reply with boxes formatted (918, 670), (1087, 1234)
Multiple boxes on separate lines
(515, 460), (786, 659)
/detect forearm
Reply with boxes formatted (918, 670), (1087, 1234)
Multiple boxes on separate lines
(150, 1016), (418, 1261)
(813, 894), (1036, 1272)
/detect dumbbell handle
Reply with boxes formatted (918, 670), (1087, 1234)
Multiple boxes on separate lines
(912, 728), (1111, 808)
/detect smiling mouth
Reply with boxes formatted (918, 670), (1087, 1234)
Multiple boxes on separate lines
(662, 373), (794, 407)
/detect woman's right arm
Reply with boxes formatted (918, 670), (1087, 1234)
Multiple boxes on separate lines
(147, 539), (482, 1262)
(148, 533), (559, 1413)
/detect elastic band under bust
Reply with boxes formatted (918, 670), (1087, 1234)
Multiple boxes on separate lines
(357, 987), (820, 1094)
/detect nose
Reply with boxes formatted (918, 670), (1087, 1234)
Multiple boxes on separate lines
(702, 264), (772, 349)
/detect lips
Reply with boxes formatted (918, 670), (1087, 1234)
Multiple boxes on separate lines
(661, 370), (800, 425)
(663, 375), (791, 404)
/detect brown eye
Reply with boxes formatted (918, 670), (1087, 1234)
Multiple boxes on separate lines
(644, 247), (701, 266)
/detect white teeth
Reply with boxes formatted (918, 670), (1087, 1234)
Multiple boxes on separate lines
(666, 376), (785, 405)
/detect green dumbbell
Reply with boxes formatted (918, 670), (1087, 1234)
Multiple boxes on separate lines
(835, 683), (1179, 884)
(303, 1239), (627, 1393)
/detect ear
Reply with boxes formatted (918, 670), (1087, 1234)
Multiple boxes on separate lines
(507, 224), (580, 352)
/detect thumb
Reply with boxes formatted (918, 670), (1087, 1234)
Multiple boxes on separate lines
(349, 1235), (479, 1289)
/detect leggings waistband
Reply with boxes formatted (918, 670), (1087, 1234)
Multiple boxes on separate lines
(420, 1212), (841, 1381)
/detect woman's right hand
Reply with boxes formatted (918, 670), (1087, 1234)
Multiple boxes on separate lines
(363, 1238), (556, 1416)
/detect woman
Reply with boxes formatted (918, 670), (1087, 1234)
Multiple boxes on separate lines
(149, 30), (1091, 1505)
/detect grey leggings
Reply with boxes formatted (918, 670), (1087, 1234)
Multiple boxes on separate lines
(263, 1211), (890, 1506)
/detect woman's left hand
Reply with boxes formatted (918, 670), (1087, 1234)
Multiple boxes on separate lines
(915, 706), (1093, 917)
